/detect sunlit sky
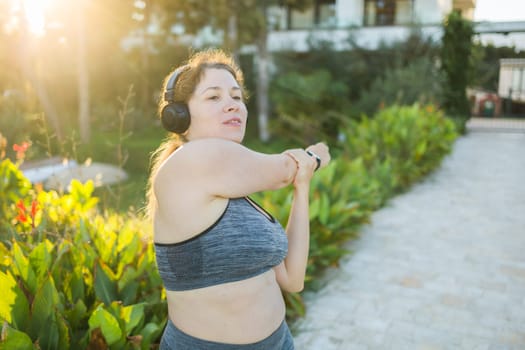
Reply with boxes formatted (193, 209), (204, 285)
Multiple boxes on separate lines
(474, 0), (525, 22)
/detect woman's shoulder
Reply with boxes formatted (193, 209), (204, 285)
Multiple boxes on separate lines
(154, 139), (235, 186)
(182, 138), (246, 154)
(163, 139), (249, 171)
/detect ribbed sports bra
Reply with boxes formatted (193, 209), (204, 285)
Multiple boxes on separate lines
(154, 197), (288, 291)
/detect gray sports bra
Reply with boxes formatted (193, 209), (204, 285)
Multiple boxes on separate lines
(154, 197), (288, 291)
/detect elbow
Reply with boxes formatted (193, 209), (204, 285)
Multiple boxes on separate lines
(273, 153), (296, 189)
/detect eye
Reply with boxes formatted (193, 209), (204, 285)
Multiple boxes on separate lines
(233, 96), (242, 101)
(208, 95), (220, 100)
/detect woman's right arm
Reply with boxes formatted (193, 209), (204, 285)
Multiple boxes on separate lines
(156, 138), (299, 199)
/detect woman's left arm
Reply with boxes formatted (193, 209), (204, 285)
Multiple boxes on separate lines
(274, 143), (330, 293)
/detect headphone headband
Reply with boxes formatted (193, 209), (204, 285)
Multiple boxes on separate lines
(164, 65), (188, 103)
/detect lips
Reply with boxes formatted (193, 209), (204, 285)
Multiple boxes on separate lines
(223, 117), (242, 125)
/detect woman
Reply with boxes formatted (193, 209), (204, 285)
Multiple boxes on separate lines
(147, 49), (330, 349)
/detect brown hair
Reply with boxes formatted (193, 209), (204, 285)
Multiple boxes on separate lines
(145, 49), (246, 220)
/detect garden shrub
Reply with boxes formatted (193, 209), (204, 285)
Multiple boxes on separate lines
(270, 69), (350, 143)
(355, 58), (443, 116)
(0, 156), (165, 349)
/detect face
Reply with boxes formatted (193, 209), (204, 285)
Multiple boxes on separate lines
(186, 68), (247, 143)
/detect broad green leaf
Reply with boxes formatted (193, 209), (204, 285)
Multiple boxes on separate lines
(12, 243), (37, 294)
(139, 322), (163, 349)
(64, 299), (87, 330)
(0, 243), (11, 268)
(56, 312), (71, 350)
(28, 240), (54, 283)
(88, 305), (122, 346)
(119, 280), (139, 306)
(94, 261), (118, 305)
(30, 276), (59, 340)
(116, 231), (139, 272)
(36, 312), (60, 350)
(0, 271), (17, 323)
(120, 303), (145, 334)
(0, 325), (34, 350)
(69, 267), (86, 302)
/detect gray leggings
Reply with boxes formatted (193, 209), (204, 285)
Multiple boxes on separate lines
(159, 319), (295, 350)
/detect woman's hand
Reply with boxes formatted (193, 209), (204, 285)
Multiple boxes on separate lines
(284, 142), (330, 187)
(306, 142), (330, 170)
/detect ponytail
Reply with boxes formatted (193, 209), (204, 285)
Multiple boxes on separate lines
(145, 134), (185, 220)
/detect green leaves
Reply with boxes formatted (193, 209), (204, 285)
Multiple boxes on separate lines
(94, 261), (118, 306)
(11, 242), (37, 294)
(120, 303), (145, 334)
(0, 159), (165, 349)
(0, 324), (35, 350)
(0, 271), (20, 325)
(89, 305), (122, 346)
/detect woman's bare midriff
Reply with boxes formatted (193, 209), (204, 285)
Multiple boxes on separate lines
(165, 269), (286, 344)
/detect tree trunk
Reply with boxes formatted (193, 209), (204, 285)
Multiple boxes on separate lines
(255, 5), (270, 142)
(227, 14), (239, 59)
(77, 1), (90, 143)
(140, 1), (151, 114)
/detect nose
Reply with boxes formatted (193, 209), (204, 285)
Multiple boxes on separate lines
(224, 97), (240, 112)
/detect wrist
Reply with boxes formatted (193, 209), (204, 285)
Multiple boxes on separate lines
(293, 182), (310, 194)
(306, 150), (321, 171)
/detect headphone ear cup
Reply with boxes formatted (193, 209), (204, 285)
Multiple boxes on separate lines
(160, 102), (191, 133)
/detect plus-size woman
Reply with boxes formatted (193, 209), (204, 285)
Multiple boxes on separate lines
(147, 49), (330, 349)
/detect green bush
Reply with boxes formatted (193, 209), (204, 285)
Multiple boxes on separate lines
(0, 161), (165, 349)
(355, 58), (443, 116)
(270, 69), (350, 143)
(342, 104), (457, 190)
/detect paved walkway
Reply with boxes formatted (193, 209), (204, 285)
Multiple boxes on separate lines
(293, 120), (525, 350)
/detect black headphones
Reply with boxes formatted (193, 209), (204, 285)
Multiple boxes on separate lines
(160, 65), (191, 133)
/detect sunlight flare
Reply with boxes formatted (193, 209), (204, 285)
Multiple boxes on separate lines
(9, 0), (56, 36)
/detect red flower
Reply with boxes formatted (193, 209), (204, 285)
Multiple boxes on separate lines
(31, 200), (39, 218)
(16, 199), (28, 223)
(15, 199), (39, 227)
(13, 142), (30, 160)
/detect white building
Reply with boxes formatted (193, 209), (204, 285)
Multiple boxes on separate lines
(499, 59), (525, 102)
(263, 0), (477, 52)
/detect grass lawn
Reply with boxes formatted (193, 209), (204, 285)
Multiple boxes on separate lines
(79, 125), (165, 213)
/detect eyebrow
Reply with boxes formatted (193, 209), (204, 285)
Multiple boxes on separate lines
(200, 86), (241, 94)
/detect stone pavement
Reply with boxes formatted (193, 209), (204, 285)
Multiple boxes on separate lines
(293, 119), (525, 350)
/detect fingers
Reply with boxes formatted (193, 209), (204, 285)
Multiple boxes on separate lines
(284, 150), (317, 187)
(306, 142), (331, 169)
(286, 149), (317, 173)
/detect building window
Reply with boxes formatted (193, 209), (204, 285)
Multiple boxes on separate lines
(288, 0), (336, 29)
(364, 0), (413, 26)
(317, 0), (337, 28)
